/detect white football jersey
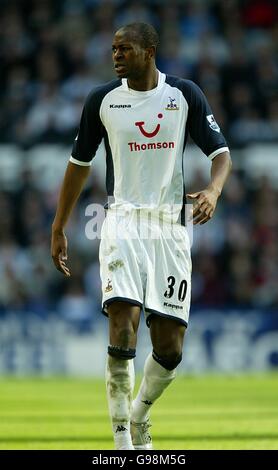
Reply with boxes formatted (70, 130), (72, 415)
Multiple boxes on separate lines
(70, 71), (229, 222)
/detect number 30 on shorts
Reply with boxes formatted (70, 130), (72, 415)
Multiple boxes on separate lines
(164, 276), (187, 302)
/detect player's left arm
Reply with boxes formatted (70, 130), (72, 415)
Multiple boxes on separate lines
(185, 80), (232, 224)
(187, 150), (232, 225)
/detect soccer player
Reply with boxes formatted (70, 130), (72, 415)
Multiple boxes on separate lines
(51, 23), (232, 450)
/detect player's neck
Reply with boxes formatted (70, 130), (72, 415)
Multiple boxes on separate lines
(127, 68), (158, 92)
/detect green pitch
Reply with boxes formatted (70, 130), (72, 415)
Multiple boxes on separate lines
(0, 374), (277, 450)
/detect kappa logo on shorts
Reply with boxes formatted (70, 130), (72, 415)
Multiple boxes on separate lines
(164, 301), (183, 310)
(105, 279), (113, 293)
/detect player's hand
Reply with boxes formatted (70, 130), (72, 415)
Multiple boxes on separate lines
(187, 186), (220, 225)
(51, 228), (71, 277)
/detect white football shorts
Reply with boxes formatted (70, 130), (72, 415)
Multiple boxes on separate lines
(99, 209), (192, 327)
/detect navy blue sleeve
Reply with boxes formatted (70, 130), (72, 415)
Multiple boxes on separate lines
(185, 80), (228, 158)
(71, 79), (121, 165)
(71, 88), (104, 164)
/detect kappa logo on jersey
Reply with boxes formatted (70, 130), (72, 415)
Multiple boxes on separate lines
(206, 114), (220, 133)
(110, 104), (131, 108)
(135, 113), (163, 138)
(165, 97), (179, 110)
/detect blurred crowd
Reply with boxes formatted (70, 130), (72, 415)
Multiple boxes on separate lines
(0, 0), (277, 147)
(0, 0), (278, 325)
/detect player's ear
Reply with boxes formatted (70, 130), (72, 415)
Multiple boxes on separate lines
(145, 46), (155, 61)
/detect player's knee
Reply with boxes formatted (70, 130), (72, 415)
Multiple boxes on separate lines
(152, 349), (182, 371)
(108, 345), (136, 360)
(111, 325), (137, 349)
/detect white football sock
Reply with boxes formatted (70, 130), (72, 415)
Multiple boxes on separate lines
(131, 352), (176, 423)
(106, 355), (135, 450)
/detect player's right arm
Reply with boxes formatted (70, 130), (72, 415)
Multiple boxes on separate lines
(51, 162), (90, 276)
(51, 86), (107, 276)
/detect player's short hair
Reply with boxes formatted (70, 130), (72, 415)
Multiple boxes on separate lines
(118, 22), (159, 51)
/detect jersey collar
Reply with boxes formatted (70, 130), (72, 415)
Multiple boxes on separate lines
(122, 70), (165, 96)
